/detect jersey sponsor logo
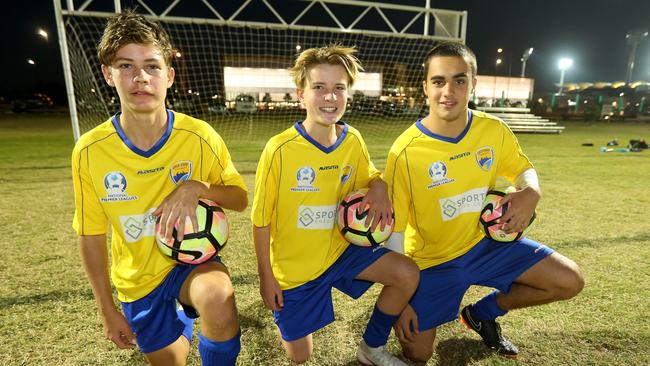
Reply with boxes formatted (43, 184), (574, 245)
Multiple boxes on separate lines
(136, 166), (164, 175)
(118, 208), (157, 242)
(319, 164), (339, 171)
(291, 166), (320, 192)
(439, 187), (488, 221)
(101, 171), (138, 202)
(340, 164), (353, 184)
(475, 146), (494, 172)
(170, 160), (192, 185)
(297, 205), (336, 229)
(449, 151), (470, 161)
(427, 161), (455, 188)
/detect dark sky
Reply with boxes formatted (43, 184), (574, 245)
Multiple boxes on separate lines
(3, 0), (650, 102)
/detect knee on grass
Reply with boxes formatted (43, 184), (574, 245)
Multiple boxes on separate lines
(285, 346), (312, 364)
(403, 345), (434, 363)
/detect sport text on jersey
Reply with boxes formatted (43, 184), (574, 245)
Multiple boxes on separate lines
(439, 187), (488, 221)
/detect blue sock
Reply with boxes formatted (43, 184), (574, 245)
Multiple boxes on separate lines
(471, 291), (507, 321)
(198, 330), (241, 366)
(362, 304), (399, 348)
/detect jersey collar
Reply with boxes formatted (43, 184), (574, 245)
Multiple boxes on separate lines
(294, 120), (349, 154)
(111, 109), (174, 158)
(416, 110), (473, 144)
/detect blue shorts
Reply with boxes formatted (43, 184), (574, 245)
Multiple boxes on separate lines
(410, 237), (553, 331)
(274, 245), (389, 341)
(121, 257), (222, 353)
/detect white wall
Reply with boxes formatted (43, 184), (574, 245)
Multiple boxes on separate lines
(474, 76), (534, 101)
(223, 67), (382, 100)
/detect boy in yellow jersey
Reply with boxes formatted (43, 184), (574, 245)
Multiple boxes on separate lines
(384, 41), (585, 361)
(70, 11), (247, 366)
(251, 45), (419, 365)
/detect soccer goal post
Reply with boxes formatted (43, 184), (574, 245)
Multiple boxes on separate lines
(54, 0), (467, 151)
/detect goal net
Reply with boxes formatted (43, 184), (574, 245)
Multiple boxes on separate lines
(56, 0), (466, 159)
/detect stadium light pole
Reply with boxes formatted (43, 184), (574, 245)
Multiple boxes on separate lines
(520, 47), (533, 78)
(625, 29), (648, 84)
(558, 58), (573, 94)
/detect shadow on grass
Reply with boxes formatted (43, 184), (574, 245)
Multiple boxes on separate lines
(580, 329), (649, 353)
(239, 300), (275, 333)
(435, 337), (494, 365)
(0, 288), (94, 307)
(554, 232), (650, 249)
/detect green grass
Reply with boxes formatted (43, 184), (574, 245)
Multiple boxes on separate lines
(1, 114), (649, 365)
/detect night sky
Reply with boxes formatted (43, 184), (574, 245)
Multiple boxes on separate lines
(3, 0), (650, 104)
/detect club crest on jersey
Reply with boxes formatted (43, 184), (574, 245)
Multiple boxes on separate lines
(101, 171), (138, 202)
(340, 164), (353, 184)
(170, 160), (192, 186)
(427, 161), (454, 188)
(475, 146), (494, 172)
(291, 166), (319, 192)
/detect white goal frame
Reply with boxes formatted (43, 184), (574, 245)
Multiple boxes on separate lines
(54, 0), (467, 140)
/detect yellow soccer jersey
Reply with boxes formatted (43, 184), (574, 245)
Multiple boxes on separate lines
(71, 110), (246, 302)
(384, 110), (533, 270)
(251, 122), (380, 290)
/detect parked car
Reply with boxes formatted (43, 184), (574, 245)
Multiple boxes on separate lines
(374, 100), (405, 116)
(207, 97), (230, 115)
(234, 94), (256, 114)
(168, 96), (199, 113)
(349, 97), (376, 114)
(12, 94), (53, 113)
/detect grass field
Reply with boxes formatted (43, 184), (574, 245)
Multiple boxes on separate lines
(1, 113), (649, 365)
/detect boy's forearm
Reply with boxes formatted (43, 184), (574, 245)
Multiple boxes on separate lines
(252, 225), (274, 276)
(186, 180), (249, 212)
(79, 235), (118, 315)
(368, 176), (388, 191)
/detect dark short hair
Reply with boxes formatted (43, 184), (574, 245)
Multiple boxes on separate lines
(97, 9), (173, 67)
(423, 41), (477, 80)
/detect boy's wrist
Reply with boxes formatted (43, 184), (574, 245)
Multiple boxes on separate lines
(184, 180), (208, 198)
(257, 264), (274, 277)
(369, 177), (387, 190)
(97, 301), (119, 318)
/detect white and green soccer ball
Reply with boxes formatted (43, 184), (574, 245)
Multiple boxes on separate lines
(337, 189), (394, 247)
(155, 199), (229, 264)
(479, 186), (536, 243)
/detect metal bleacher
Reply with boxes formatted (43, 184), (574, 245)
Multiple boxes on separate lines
(477, 107), (565, 134)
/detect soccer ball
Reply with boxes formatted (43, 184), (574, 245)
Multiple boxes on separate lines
(337, 189), (394, 246)
(155, 199), (229, 264)
(479, 186), (536, 243)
